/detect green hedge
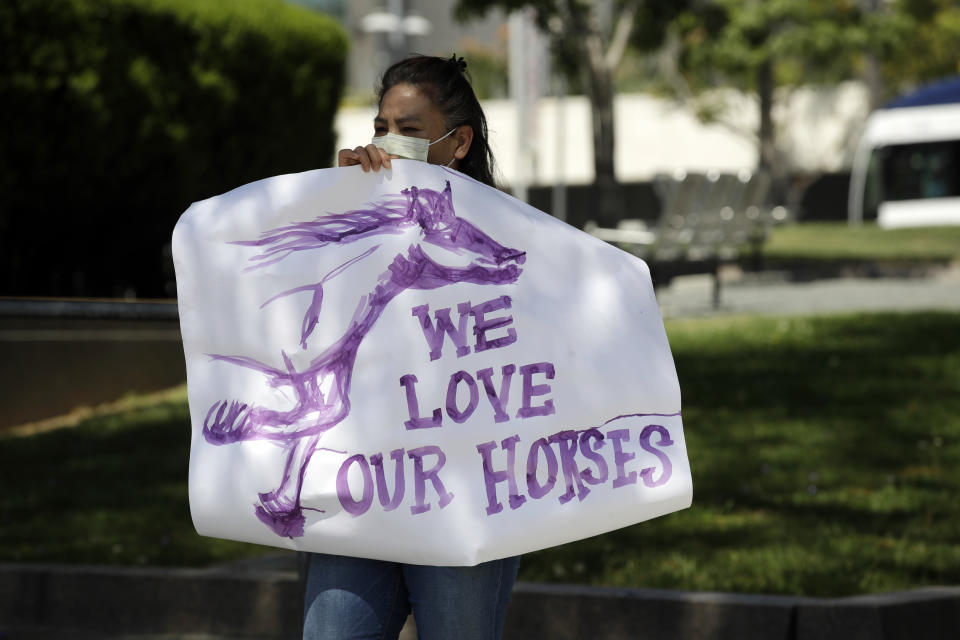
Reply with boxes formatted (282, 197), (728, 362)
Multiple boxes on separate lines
(0, 0), (347, 297)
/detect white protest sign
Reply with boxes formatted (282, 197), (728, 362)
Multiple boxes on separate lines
(173, 161), (692, 566)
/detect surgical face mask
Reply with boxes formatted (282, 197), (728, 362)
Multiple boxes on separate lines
(371, 128), (456, 163)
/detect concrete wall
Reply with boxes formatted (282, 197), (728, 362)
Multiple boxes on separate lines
(0, 301), (185, 431)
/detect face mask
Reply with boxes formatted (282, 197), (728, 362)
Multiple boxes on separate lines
(372, 128), (456, 163)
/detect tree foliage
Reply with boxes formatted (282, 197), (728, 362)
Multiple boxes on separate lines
(873, 0), (960, 94)
(664, 0), (960, 179)
(0, 0), (347, 297)
(677, 1), (861, 82)
(672, 0), (960, 98)
(456, 0), (686, 224)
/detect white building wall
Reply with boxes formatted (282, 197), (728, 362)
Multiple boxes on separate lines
(335, 82), (870, 186)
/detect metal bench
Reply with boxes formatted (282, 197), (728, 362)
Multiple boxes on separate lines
(586, 169), (790, 307)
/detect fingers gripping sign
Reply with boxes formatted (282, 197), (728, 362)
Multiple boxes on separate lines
(338, 144), (393, 172)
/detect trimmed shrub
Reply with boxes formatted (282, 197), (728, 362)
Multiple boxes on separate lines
(0, 0), (348, 297)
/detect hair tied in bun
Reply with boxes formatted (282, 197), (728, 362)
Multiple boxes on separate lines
(448, 54), (467, 73)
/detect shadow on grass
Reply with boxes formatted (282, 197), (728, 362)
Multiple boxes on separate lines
(0, 398), (271, 566)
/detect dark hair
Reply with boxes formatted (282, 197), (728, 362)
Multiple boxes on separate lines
(377, 54), (498, 188)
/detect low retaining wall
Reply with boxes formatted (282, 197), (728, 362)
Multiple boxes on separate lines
(0, 300), (185, 430)
(504, 582), (960, 640)
(1, 562), (958, 639)
(0, 563), (302, 639)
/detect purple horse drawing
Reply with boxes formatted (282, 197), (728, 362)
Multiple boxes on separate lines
(202, 181), (526, 537)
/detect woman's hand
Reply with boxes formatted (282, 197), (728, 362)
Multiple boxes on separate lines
(337, 144), (393, 172)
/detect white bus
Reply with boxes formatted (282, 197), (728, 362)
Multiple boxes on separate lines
(848, 77), (960, 228)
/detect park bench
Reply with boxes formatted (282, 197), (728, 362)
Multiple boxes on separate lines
(586, 168), (791, 307)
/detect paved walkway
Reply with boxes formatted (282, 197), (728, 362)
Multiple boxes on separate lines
(655, 265), (960, 319)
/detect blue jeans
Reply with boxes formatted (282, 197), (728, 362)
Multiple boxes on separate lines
(302, 553), (520, 640)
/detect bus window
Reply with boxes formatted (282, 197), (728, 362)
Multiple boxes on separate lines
(875, 140), (960, 201)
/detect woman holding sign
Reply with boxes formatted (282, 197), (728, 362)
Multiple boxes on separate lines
(303, 54), (520, 640)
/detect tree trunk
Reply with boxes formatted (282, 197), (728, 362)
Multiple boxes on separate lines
(756, 58), (789, 205)
(756, 58), (776, 173)
(859, 0), (886, 110)
(560, 0), (626, 227)
(864, 53), (885, 110)
(586, 58), (621, 227)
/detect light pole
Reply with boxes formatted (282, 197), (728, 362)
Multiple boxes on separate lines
(360, 2), (432, 67)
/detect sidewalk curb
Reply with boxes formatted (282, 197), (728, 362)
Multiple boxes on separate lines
(2, 563), (959, 639)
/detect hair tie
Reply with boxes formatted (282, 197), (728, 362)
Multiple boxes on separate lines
(448, 54), (467, 74)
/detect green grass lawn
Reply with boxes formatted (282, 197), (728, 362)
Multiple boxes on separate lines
(2, 311), (959, 597)
(763, 222), (960, 263)
(522, 311), (960, 596)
